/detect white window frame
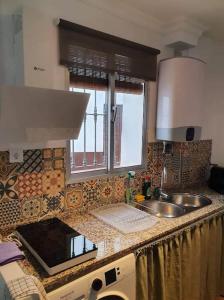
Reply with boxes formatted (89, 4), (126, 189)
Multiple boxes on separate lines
(66, 74), (149, 184)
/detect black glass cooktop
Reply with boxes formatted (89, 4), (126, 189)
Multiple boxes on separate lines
(16, 218), (97, 269)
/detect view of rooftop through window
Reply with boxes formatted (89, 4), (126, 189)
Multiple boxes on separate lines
(70, 87), (108, 173)
(70, 78), (145, 176)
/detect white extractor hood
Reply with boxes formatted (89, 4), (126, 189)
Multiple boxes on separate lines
(0, 85), (89, 150)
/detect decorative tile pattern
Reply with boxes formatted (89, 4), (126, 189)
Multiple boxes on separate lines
(0, 140), (212, 228)
(133, 172), (146, 194)
(83, 179), (99, 190)
(83, 188), (101, 205)
(43, 149), (52, 160)
(101, 184), (113, 199)
(114, 177), (125, 201)
(16, 150), (42, 174)
(16, 173), (42, 199)
(53, 159), (64, 170)
(0, 175), (18, 200)
(42, 170), (64, 196)
(42, 192), (65, 214)
(83, 180), (100, 202)
(21, 197), (42, 220)
(100, 181), (114, 202)
(53, 148), (64, 158)
(66, 189), (83, 210)
(43, 160), (52, 171)
(0, 152), (18, 180)
(0, 198), (21, 227)
(147, 140), (212, 189)
(42, 148), (64, 171)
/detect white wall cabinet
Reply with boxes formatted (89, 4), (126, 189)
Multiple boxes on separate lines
(1, 6), (68, 90)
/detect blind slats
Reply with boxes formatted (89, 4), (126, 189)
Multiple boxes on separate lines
(70, 70), (144, 94)
(58, 19), (160, 81)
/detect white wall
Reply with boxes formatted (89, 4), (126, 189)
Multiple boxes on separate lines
(0, 0), (174, 142)
(184, 36), (224, 165)
(1, 0), (163, 49)
(204, 43), (224, 166)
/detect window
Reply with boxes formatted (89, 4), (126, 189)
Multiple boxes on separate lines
(68, 74), (147, 181)
(57, 19), (160, 181)
(70, 86), (108, 174)
(114, 76), (146, 169)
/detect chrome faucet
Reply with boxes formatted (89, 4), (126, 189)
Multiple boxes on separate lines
(158, 141), (174, 200)
(179, 148), (183, 188)
(159, 157), (170, 200)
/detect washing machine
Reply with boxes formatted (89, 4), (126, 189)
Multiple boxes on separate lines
(47, 253), (136, 300)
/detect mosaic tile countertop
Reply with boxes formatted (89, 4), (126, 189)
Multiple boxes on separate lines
(2, 187), (224, 293)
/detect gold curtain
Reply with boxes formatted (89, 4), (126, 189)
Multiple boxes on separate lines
(136, 214), (224, 300)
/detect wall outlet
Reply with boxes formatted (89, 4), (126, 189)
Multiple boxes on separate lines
(9, 148), (24, 163)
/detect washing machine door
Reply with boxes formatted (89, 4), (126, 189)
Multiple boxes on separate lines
(98, 296), (125, 300)
(97, 291), (129, 300)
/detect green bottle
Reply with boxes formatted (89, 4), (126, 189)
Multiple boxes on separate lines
(125, 171), (135, 204)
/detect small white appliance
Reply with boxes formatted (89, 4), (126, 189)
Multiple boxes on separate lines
(47, 253), (136, 300)
(156, 57), (206, 142)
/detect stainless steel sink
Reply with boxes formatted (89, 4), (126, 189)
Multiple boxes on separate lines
(168, 193), (212, 208)
(135, 200), (185, 218)
(133, 193), (212, 218)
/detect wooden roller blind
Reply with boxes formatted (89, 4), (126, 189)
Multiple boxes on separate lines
(69, 68), (144, 94)
(58, 19), (160, 81)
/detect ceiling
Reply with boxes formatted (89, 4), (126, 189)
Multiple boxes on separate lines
(99, 0), (224, 41)
(2, 0), (224, 41)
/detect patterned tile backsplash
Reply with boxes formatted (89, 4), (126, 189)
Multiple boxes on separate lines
(0, 140), (211, 228)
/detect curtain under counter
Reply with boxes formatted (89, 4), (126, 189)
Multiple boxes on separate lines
(136, 213), (224, 300)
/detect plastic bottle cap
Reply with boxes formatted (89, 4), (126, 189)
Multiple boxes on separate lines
(135, 194), (145, 202)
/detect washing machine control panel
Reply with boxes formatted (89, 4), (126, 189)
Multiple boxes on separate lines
(105, 266), (121, 286)
(91, 266), (121, 292)
(105, 268), (117, 285)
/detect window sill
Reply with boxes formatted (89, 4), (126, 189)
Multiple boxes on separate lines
(66, 165), (147, 185)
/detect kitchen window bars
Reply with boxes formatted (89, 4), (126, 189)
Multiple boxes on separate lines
(69, 86), (108, 173)
(67, 73), (148, 182)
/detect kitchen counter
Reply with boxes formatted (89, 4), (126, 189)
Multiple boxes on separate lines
(3, 187), (224, 293)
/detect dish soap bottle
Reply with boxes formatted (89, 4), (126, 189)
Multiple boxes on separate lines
(125, 171), (135, 204)
(142, 176), (152, 200)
